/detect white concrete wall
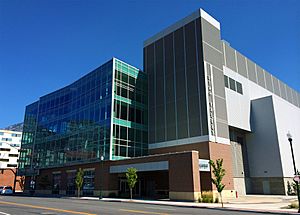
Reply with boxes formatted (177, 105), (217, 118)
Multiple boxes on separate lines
(224, 66), (300, 178)
(273, 96), (300, 177)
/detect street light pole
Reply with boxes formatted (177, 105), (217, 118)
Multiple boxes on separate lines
(99, 155), (104, 199)
(287, 132), (300, 213)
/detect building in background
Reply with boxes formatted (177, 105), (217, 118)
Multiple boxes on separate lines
(0, 129), (22, 169)
(19, 9), (300, 200)
(0, 129), (23, 191)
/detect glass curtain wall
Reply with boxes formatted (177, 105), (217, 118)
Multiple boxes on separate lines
(19, 60), (113, 170)
(112, 59), (148, 160)
(19, 102), (39, 171)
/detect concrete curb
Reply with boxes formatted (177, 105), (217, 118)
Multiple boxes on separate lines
(97, 198), (299, 215)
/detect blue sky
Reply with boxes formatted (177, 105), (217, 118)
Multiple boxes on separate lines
(0, 0), (299, 128)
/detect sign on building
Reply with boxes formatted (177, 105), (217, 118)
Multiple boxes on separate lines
(199, 159), (210, 172)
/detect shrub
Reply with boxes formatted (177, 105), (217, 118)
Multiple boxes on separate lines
(108, 192), (117, 198)
(288, 202), (299, 209)
(200, 191), (214, 203)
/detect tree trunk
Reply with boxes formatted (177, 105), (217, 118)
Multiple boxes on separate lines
(78, 187), (80, 198)
(130, 188), (132, 200)
(219, 192), (223, 207)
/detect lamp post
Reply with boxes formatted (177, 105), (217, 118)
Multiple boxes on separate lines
(287, 132), (300, 213)
(99, 155), (104, 199)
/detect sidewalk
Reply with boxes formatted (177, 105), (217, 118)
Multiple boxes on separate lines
(77, 195), (299, 214)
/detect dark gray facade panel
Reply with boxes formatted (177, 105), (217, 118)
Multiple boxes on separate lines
(212, 67), (226, 98)
(203, 43), (223, 70)
(155, 105), (165, 142)
(200, 18), (222, 51)
(149, 108), (155, 143)
(279, 81), (287, 100)
(166, 102), (176, 140)
(196, 18), (209, 136)
(164, 33), (175, 103)
(174, 27), (186, 100)
(146, 44), (155, 109)
(155, 39), (164, 106)
(176, 99), (188, 138)
(185, 21), (202, 137)
(215, 96), (228, 121)
(264, 71), (274, 93)
(164, 33), (177, 141)
(224, 44), (237, 72)
(145, 44), (155, 144)
(247, 59), (257, 83)
(272, 77), (281, 97)
(154, 39), (165, 142)
(216, 121), (229, 139)
(236, 51), (248, 78)
(174, 27), (188, 139)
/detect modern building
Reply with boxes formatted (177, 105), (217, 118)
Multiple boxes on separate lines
(19, 9), (300, 200)
(143, 8), (300, 196)
(0, 129), (22, 169)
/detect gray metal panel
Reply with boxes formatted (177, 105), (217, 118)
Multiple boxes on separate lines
(236, 51), (248, 78)
(264, 70), (273, 93)
(215, 96), (228, 121)
(212, 67), (226, 98)
(201, 18), (222, 51)
(216, 121), (229, 139)
(224, 44), (237, 72)
(256, 65), (265, 88)
(286, 86), (293, 103)
(279, 81), (287, 100)
(247, 58), (257, 83)
(203, 43), (223, 70)
(272, 77), (281, 97)
(291, 89), (298, 107)
(246, 96), (283, 177)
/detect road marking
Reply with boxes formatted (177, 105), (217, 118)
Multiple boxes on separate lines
(120, 209), (169, 215)
(0, 201), (96, 215)
(0, 212), (11, 215)
(145, 206), (176, 211)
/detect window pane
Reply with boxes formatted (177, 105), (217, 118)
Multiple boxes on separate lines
(236, 82), (243, 94)
(229, 77), (236, 91)
(224, 75), (229, 88)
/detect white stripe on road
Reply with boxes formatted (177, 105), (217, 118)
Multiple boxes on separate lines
(0, 212), (11, 215)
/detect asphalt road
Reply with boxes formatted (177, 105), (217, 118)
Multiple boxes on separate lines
(0, 196), (279, 215)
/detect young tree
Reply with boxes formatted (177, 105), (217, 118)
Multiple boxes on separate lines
(75, 168), (84, 198)
(126, 167), (138, 199)
(209, 159), (226, 207)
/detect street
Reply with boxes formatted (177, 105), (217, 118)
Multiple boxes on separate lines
(0, 196), (280, 215)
